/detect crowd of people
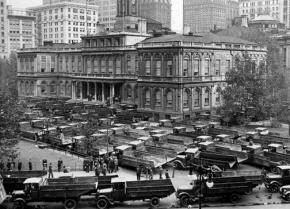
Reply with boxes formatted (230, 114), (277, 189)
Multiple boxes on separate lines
(136, 165), (171, 181)
(0, 158), (33, 172)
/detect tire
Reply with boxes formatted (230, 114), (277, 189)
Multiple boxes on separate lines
(150, 197), (160, 207)
(64, 199), (78, 209)
(96, 198), (109, 209)
(230, 193), (240, 203)
(286, 194), (290, 201)
(13, 200), (26, 209)
(180, 195), (190, 207)
(270, 184), (279, 193)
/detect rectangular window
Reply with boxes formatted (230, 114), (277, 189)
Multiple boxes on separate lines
(204, 59), (210, 76)
(215, 60), (221, 76)
(183, 59), (189, 77)
(101, 60), (106, 73)
(193, 59), (199, 76)
(41, 56), (46, 72)
(155, 60), (161, 76)
(108, 60), (113, 74)
(145, 60), (151, 75)
(166, 60), (173, 76)
(51, 56), (55, 72)
(94, 58), (99, 73)
(127, 59), (131, 73)
(116, 59), (121, 74)
(78, 56), (82, 72)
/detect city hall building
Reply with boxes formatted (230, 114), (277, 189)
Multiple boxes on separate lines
(17, 0), (267, 120)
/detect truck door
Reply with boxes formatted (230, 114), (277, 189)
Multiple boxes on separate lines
(30, 184), (39, 201)
(111, 183), (126, 201)
(283, 170), (290, 185)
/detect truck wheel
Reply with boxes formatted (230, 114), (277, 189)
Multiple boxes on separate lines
(64, 199), (78, 209)
(150, 197), (160, 207)
(286, 194), (290, 201)
(96, 198), (109, 209)
(270, 184), (279, 193)
(13, 200), (26, 209)
(180, 195), (190, 207)
(230, 193), (240, 203)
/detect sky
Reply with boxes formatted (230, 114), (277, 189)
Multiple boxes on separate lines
(7, 0), (184, 32)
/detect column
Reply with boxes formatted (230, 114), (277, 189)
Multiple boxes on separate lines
(109, 84), (113, 104)
(102, 83), (105, 102)
(200, 87), (203, 110)
(94, 83), (97, 101)
(180, 87), (183, 113)
(87, 82), (90, 99)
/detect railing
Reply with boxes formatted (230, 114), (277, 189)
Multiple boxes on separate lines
(138, 75), (226, 82)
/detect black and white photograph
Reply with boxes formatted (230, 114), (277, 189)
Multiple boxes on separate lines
(0, 0), (290, 209)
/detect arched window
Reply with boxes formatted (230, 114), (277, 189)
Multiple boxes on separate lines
(193, 58), (200, 77)
(25, 81), (29, 95)
(183, 89), (190, 108)
(215, 87), (221, 104)
(86, 57), (91, 74)
(183, 56), (189, 77)
(40, 81), (47, 95)
(166, 90), (173, 108)
(155, 90), (161, 107)
(127, 85), (132, 101)
(101, 58), (106, 73)
(116, 57), (121, 74)
(60, 81), (65, 95)
(193, 88), (200, 107)
(145, 60), (151, 75)
(50, 81), (56, 95)
(93, 57), (99, 73)
(204, 59), (210, 76)
(30, 82), (34, 95)
(108, 57), (114, 74)
(145, 90), (150, 105)
(66, 81), (71, 96)
(204, 88), (210, 106)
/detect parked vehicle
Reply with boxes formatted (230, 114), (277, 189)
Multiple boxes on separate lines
(10, 177), (99, 209)
(280, 185), (290, 201)
(264, 165), (290, 192)
(0, 171), (47, 194)
(95, 178), (175, 209)
(176, 176), (255, 206)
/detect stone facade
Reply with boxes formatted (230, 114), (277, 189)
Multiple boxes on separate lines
(17, 32), (267, 119)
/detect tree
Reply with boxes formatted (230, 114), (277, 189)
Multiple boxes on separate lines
(218, 54), (271, 125)
(217, 27), (286, 124)
(0, 54), (22, 160)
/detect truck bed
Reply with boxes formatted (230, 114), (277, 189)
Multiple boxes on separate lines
(125, 179), (175, 199)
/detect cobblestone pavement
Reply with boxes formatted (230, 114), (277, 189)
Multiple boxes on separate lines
(11, 140), (290, 209)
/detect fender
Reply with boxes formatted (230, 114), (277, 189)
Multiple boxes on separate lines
(13, 198), (26, 203)
(173, 160), (185, 169)
(284, 191), (290, 196)
(96, 195), (114, 205)
(270, 181), (282, 187)
(177, 192), (191, 199)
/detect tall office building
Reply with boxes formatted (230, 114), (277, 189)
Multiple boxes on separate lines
(183, 0), (239, 34)
(0, 0), (8, 58)
(28, 0), (99, 45)
(7, 7), (36, 54)
(96, 0), (171, 30)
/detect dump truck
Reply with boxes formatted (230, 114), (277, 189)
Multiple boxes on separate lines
(95, 178), (175, 209)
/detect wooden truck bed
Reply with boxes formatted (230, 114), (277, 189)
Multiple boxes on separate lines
(125, 179), (175, 199)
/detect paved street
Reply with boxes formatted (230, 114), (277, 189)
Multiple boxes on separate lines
(10, 139), (289, 209)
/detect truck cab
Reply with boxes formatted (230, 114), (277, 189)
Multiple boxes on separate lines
(255, 127), (269, 136)
(268, 143), (285, 154)
(12, 178), (43, 202)
(264, 166), (290, 192)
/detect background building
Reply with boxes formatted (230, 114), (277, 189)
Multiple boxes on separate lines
(28, 0), (99, 45)
(7, 7), (36, 54)
(0, 0), (8, 58)
(184, 0), (239, 34)
(238, 0), (290, 27)
(96, 0), (171, 30)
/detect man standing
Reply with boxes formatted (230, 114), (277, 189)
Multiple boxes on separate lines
(159, 166), (163, 179)
(136, 166), (141, 181)
(48, 163), (54, 178)
(165, 170), (170, 179)
(28, 159), (32, 171)
(17, 161), (22, 171)
(57, 158), (63, 172)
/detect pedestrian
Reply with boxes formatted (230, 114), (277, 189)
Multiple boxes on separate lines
(28, 159), (32, 171)
(102, 163), (107, 176)
(12, 159), (16, 170)
(95, 163), (101, 177)
(109, 157), (114, 173)
(34, 133), (39, 143)
(114, 157), (118, 172)
(136, 165), (141, 181)
(17, 161), (22, 171)
(57, 158), (63, 172)
(159, 166), (163, 179)
(48, 163), (54, 178)
(6, 159), (11, 171)
(63, 166), (69, 173)
(165, 169), (170, 179)
(42, 159), (48, 170)
(148, 167), (153, 180)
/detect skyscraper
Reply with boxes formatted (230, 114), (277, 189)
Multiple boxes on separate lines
(28, 0), (99, 45)
(0, 0), (8, 58)
(96, 0), (171, 30)
(183, 0), (239, 34)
